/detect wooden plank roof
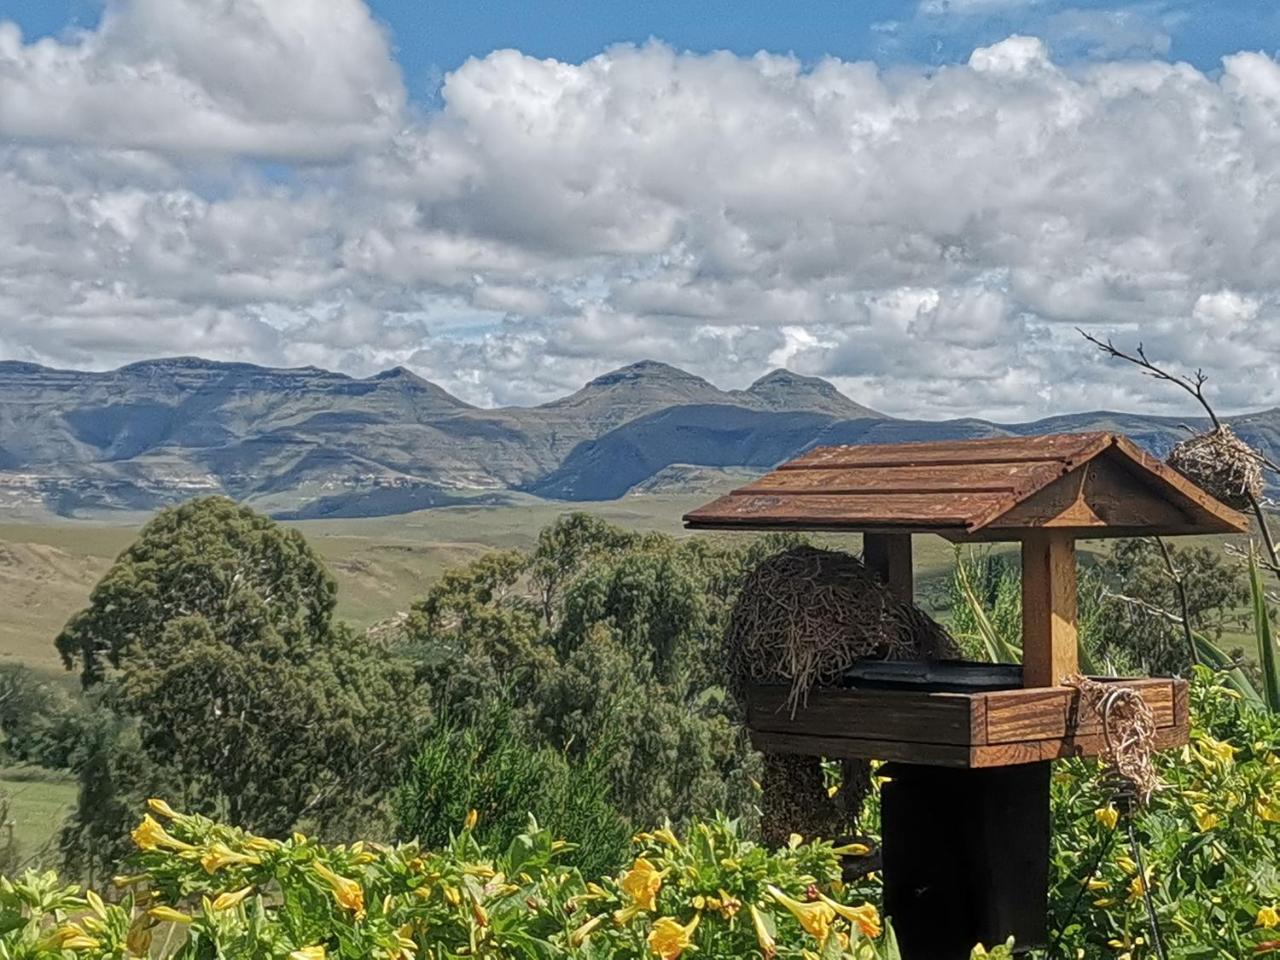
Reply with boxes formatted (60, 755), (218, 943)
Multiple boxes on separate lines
(683, 432), (1249, 538)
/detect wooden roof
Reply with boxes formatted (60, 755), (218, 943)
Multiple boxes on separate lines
(683, 432), (1249, 539)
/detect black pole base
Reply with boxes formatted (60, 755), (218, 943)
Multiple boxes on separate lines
(881, 761), (1050, 959)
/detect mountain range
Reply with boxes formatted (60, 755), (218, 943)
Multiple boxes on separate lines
(0, 356), (1274, 519)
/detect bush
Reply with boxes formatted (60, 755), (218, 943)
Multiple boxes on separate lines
(1, 802), (899, 959)
(394, 696), (633, 878)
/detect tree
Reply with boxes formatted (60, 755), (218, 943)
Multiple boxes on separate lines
(56, 497), (336, 687)
(54, 497), (418, 867)
(1096, 537), (1247, 675)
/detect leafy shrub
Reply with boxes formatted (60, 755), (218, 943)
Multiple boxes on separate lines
(1048, 668), (1280, 957)
(394, 695), (632, 878)
(1, 802), (900, 959)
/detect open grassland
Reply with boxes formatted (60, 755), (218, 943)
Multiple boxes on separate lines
(0, 492), (1254, 675)
(0, 770), (76, 863)
(0, 493), (779, 672)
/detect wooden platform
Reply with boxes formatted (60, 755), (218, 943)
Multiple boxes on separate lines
(746, 677), (1188, 768)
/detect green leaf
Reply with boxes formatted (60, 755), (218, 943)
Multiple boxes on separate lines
(1249, 548), (1280, 713)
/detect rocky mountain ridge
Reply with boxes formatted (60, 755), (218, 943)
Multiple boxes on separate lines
(0, 356), (1272, 519)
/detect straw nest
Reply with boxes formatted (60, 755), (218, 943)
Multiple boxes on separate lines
(1166, 426), (1262, 510)
(726, 546), (958, 846)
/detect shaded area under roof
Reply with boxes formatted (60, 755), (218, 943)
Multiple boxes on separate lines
(683, 432), (1249, 539)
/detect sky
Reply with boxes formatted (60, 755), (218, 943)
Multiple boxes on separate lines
(0, 1), (1278, 420)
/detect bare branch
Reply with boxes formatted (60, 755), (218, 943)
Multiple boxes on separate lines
(1078, 329), (1222, 429)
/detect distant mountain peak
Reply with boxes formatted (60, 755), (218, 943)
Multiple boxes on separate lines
(585, 359), (713, 388)
(742, 367), (884, 419)
(367, 366), (473, 408)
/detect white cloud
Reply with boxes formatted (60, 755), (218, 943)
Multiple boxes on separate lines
(1, 9), (1280, 421)
(0, 0), (403, 160)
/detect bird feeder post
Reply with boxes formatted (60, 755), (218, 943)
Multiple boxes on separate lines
(863, 532), (914, 601)
(685, 433), (1249, 960)
(1020, 530), (1079, 688)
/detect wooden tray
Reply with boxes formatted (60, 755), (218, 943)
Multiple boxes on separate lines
(746, 676), (1188, 768)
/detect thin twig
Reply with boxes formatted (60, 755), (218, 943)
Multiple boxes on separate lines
(1153, 537), (1199, 669)
(1079, 329), (1221, 429)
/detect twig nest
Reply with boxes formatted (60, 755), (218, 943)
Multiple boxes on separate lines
(1166, 425), (1262, 510)
(724, 545), (957, 713)
(727, 546), (957, 842)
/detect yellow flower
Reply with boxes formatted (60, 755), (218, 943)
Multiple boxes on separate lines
(1258, 905), (1280, 929)
(131, 815), (192, 852)
(1198, 737), (1236, 766)
(750, 905), (777, 959)
(289, 947), (326, 960)
(1127, 875), (1147, 902)
(768, 886), (835, 945)
(1116, 856), (1138, 875)
(570, 914), (605, 946)
(313, 862), (366, 919)
(647, 914), (700, 960)
(212, 887), (254, 911)
(818, 895), (881, 939)
(1095, 806), (1119, 831)
(1086, 879), (1110, 892)
(200, 842), (260, 874)
(1257, 797), (1280, 823)
(146, 798), (181, 820)
(1191, 803), (1220, 832)
(147, 906), (193, 925)
(653, 827), (681, 849)
(464, 809), (479, 831)
(620, 858), (663, 912)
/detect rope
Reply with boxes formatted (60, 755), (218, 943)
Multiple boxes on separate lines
(1049, 677), (1169, 958)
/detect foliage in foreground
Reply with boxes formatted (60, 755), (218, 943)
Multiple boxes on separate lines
(1049, 668), (1280, 958)
(0, 804), (913, 960)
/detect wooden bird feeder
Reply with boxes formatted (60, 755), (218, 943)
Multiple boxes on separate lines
(684, 432), (1247, 958)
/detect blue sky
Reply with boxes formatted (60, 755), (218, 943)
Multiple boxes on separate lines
(2, 0), (1280, 418)
(8, 0), (1279, 103)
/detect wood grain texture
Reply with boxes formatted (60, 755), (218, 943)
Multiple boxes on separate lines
(684, 431), (1246, 536)
(746, 677), (1182, 768)
(747, 684), (979, 745)
(1020, 531), (1079, 688)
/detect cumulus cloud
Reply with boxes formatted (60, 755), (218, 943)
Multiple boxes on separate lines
(2, 7), (1280, 421)
(0, 0), (403, 159)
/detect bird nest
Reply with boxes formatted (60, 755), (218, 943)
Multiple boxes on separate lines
(1167, 426), (1262, 510)
(725, 545), (954, 716)
(726, 545), (957, 845)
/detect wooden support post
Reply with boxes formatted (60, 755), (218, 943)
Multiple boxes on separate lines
(1020, 531), (1078, 688)
(863, 533), (914, 602)
(882, 762), (1050, 959)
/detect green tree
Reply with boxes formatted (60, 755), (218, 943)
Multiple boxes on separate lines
(54, 497), (419, 871)
(1096, 538), (1247, 675)
(401, 515), (765, 835)
(56, 497), (336, 687)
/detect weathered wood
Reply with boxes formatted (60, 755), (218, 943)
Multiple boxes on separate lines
(1021, 532), (1079, 688)
(781, 433), (1109, 469)
(748, 684), (979, 744)
(863, 532), (914, 601)
(683, 432), (1248, 535)
(743, 462), (1059, 494)
(986, 453), (1194, 530)
(983, 680), (1174, 743)
(686, 491), (1004, 529)
(746, 677), (1185, 767)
